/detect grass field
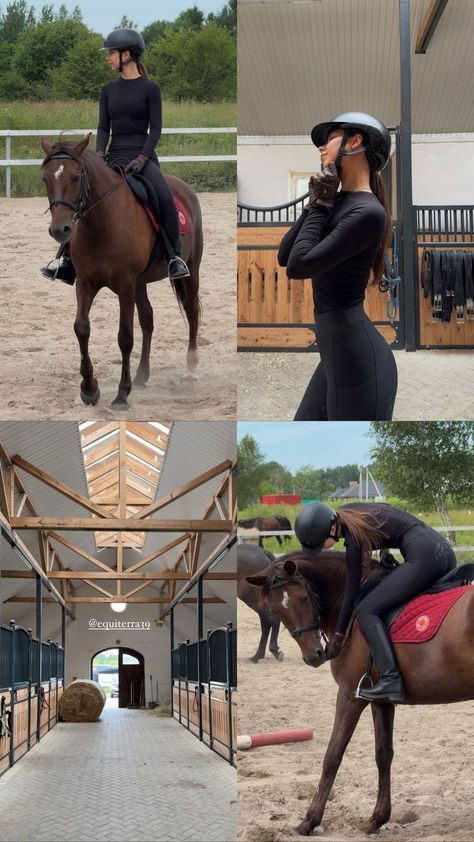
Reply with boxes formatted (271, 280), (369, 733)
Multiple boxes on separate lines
(238, 500), (474, 563)
(0, 99), (236, 195)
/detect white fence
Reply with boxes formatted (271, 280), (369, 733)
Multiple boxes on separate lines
(0, 127), (237, 198)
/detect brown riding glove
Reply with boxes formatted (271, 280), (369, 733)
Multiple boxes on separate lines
(325, 632), (344, 660)
(125, 154), (148, 173)
(307, 162), (340, 209)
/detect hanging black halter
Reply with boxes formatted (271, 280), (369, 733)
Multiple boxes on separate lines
(43, 151), (133, 224)
(268, 565), (328, 644)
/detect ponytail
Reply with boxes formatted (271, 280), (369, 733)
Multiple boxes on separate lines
(336, 507), (389, 561)
(369, 168), (391, 286)
(137, 59), (149, 79)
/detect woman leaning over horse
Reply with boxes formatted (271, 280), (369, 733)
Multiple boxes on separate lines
(295, 501), (456, 702)
(42, 27), (189, 284)
(278, 113), (398, 421)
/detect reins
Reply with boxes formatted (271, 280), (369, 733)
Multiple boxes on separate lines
(43, 151), (135, 225)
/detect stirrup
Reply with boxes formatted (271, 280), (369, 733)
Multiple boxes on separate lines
(354, 654), (373, 700)
(168, 258), (190, 280)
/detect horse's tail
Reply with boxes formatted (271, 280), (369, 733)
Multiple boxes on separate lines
(170, 277), (202, 323)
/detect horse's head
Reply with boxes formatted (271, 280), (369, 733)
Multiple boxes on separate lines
(40, 133), (93, 242)
(247, 554), (326, 668)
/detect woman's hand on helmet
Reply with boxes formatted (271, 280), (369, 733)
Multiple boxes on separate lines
(325, 632), (344, 660)
(125, 154), (148, 173)
(307, 162), (340, 209)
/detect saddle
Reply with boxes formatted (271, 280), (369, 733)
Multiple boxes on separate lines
(112, 166), (189, 235)
(356, 563), (474, 644)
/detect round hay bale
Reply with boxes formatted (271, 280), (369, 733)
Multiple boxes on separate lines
(59, 679), (106, 722)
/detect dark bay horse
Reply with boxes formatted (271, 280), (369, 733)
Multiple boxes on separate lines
(41, 133), (202, 410)
(237, 544), (283, 662)
(247, 550), (474, 836)
(237, 515), (292, 547)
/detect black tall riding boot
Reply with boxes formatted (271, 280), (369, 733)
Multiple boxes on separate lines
(357, 622), (405, 702)
(160, 226), (190, 280)
(40, 242), (76, 285)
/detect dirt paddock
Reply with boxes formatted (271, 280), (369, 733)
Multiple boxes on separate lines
(0, 194), (235, 419)
(238, 601), (474, 842)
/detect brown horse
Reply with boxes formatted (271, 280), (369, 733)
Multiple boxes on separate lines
(41, 133), (202, 410)
(247, 550), (474, 836)
(237, 544), (283, 662)
(237, 515), (292, 547)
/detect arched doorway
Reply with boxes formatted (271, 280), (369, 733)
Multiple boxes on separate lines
(91, 647), (145, 709)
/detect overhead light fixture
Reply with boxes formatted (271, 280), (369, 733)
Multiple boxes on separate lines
(111, 602), (127, 613)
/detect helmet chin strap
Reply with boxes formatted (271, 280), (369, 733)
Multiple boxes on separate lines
(334, 130), (370, 177)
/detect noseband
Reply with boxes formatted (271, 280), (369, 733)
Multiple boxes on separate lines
(268, 567), (328, 643)
(44, 153), (90, 222)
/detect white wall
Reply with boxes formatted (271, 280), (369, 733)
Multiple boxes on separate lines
(238, 134), (474, 209)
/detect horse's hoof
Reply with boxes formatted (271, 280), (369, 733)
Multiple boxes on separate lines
(273, 651), (284, 662)
(295, 820), (313, 837)
(80, 385), (100, 406)
(249, 655), (261, 663)
(133, 376), (148, 388)
(111, 399), (129, 412)
(183, 372), (199, 382)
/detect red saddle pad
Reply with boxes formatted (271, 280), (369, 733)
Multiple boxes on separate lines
(389, 585), (473, 644)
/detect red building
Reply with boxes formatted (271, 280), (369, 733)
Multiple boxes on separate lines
(260, 494), (301, 505)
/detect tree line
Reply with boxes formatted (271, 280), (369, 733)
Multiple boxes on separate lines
(238, 422), (474, 531)
(0, 1), (236, 101)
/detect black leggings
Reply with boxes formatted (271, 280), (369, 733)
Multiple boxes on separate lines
(294, 303), (398, 421)
(356, 528), (457, 630)
(107, 149), (181, 255)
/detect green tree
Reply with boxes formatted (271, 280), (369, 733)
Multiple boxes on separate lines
(148, 22), (235, 101)
(237, 435), (266, 509)
(0, 1), (35, 43)
(369, 422), (474, 541)
(40, 4), (54, 23)
(260, 460), (293, 494)
(174, 6), (204, 32)
(207, 0), (236, 36)
(116, 16), (138, 30)
(47, 34), (112, 99)
(141, 19), (169, 48)
(12, 18), (89, 89)
(293, 465), (327, 499)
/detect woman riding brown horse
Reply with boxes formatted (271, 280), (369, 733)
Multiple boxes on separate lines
(248, 549), (474, 835)
(41, 134), (202, 410)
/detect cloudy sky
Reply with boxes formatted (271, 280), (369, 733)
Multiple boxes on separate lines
(237, 422), (372, 472)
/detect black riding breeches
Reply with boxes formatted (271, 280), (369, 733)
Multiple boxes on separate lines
(294, 303), (398, 421)
(107, 149), (181, 255)
(356, 527), (457, 631)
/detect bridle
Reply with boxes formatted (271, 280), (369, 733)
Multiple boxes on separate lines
(268, 565), (328, 644)
(43, 151), (134, 225)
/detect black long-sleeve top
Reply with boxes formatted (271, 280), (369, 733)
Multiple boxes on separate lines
(96, 76), (162, 160)
(278, 191), (387, 313)
(335, 503), (428, 634)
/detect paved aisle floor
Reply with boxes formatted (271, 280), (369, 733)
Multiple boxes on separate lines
(238, 349), (473, 420)
(0, 709), (236, 842)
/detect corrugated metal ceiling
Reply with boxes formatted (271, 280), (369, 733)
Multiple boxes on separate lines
(238, 0), (474, 135)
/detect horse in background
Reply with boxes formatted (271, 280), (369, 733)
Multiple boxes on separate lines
(237, 514), (292, 547)
(237, 544), (284, 662)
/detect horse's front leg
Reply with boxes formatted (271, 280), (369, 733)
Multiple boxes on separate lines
(74, 280), (100, 406)
(361, 702), (395, 834)
(297, 689), (367, 836)
(250, 617), (270, 662)
(134, 283), (154, 387)
(111, 285), (135, 410)
(269, 617), (283, 661)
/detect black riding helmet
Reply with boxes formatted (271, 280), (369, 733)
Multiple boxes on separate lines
(311, 112), (391, 173)
(99, 28), (145, 55)
(295, 503), (338, 557)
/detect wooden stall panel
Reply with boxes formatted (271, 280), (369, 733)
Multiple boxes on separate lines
(39, 683), (50, 736)
(0, 689), (11, 776)
(30, 690), (38, 747)
(13, 688), (29, 762)
(209, 686), (232, 760)
(238, 227), (399, 349)
(187, 685), (200, 736)
(172, 681), (180, 722)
